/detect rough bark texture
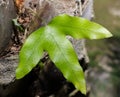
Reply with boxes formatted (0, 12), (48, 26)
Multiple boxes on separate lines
(0, 0), (16, 54)
(0, 0), (93, 97)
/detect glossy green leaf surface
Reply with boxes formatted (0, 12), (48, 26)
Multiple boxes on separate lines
(49, 14), (112, 39)
(16, 14), (112, 95)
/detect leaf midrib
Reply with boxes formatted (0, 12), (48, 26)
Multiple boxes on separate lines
(48, 29), (84, 85)
(20, 34), (43, 67)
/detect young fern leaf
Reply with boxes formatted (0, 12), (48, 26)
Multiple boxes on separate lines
(16, 14), (112, 95)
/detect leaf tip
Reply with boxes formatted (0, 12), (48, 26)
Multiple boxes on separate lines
(81, 88), (87, 95)
(106, 32), (113, 38)
(15, 68), (22, 79)
(76, 82), (87, 95)
(15, 66), (26, 79)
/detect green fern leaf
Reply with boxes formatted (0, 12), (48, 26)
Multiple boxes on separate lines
(16, 14), (112, 95)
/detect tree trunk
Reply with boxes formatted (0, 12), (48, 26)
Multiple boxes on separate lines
(0, 0), (93, 97)
(0, 0), (16, 54)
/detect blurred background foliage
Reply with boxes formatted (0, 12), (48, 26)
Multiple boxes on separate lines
(86, 0), (120, 97)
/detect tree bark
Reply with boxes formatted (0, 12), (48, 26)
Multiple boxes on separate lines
(0, 0), (16, 54)
(0, 0), (93, 97)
